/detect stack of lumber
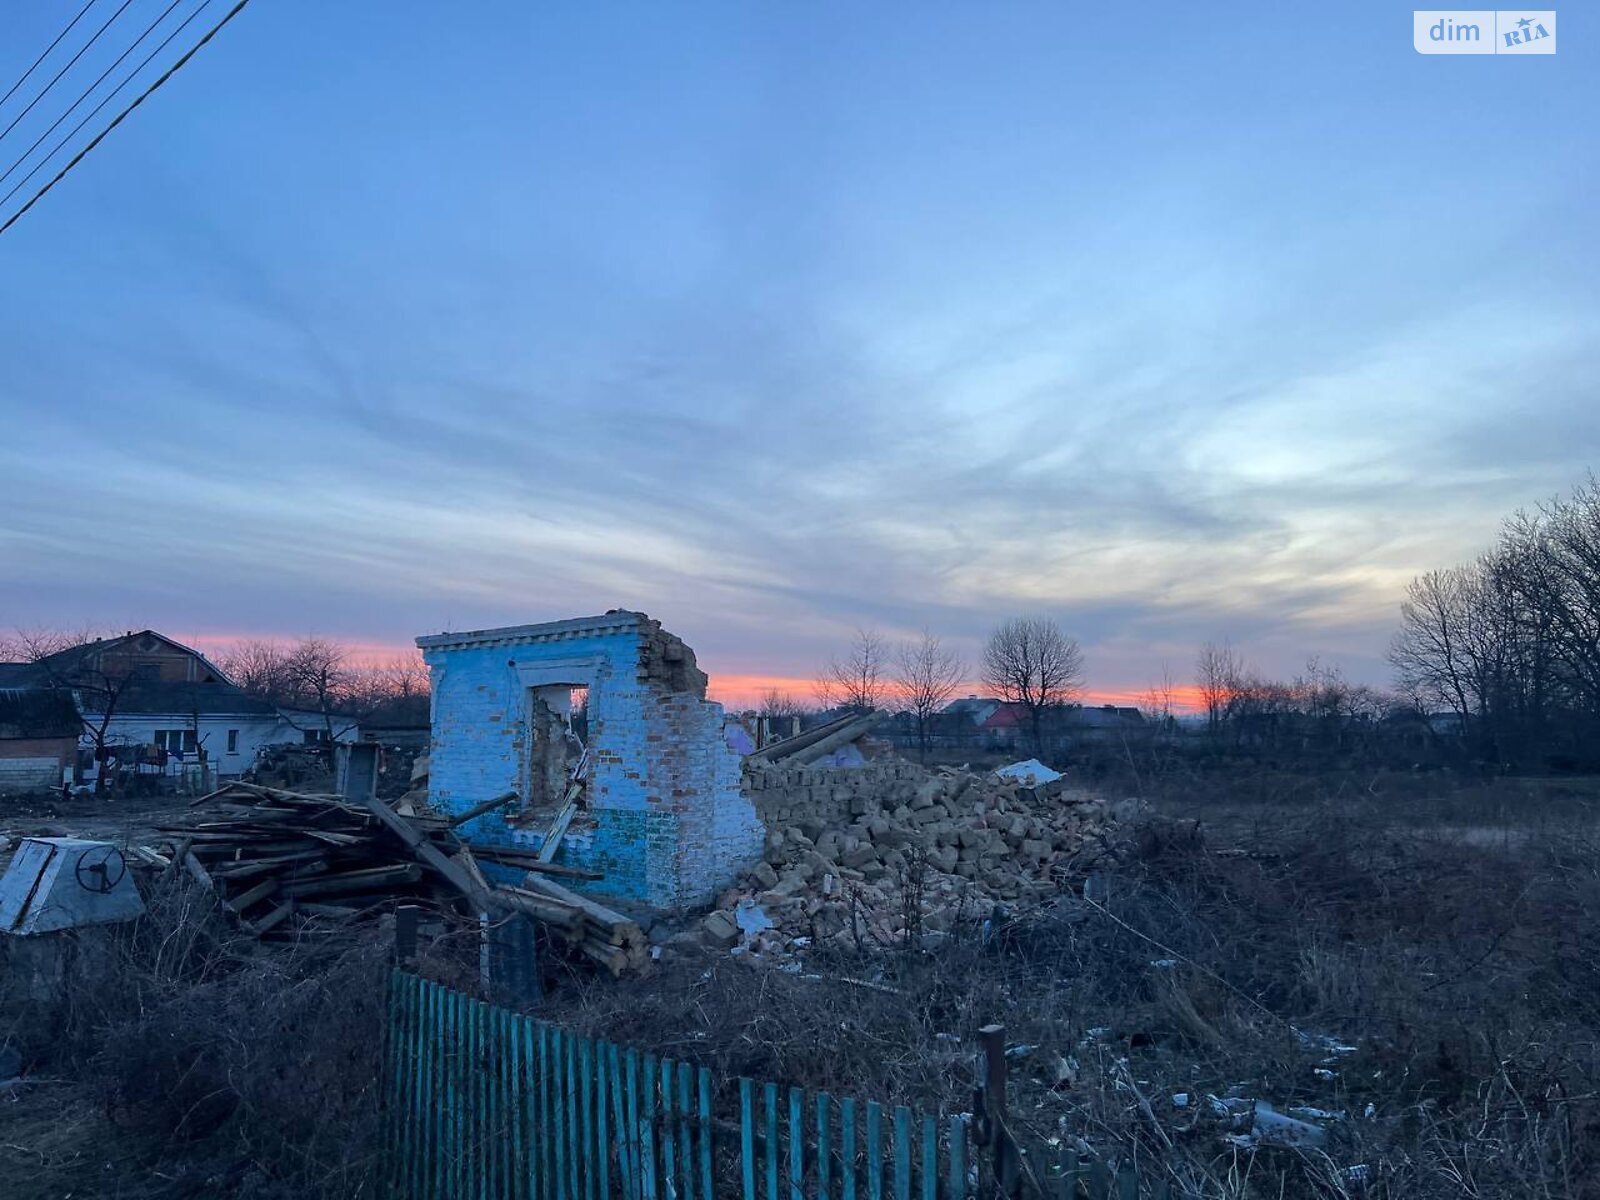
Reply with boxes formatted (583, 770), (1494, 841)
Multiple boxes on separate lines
(138, 782), (648, 974)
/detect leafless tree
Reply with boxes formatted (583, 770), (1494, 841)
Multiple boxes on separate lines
(214, 638), (294, 699)
(815, 628), (888, 713)
(1390, 568), (1478, 731)
(1536, 476), (1600, 720)
(758, 688), (803, 719)
(893, 629), (965, 762)
(5, 626), (136, 794)
(1139, 664), (1178, 732)
(1195, 641), (1243, 738)
(281, 636), (360, 741)
(365, 650), (430, 725)
(981, 617), (1083, 756)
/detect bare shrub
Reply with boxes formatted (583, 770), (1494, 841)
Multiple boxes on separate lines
(0, 875), (390, 1198)
(533, 780), (1600, 1199)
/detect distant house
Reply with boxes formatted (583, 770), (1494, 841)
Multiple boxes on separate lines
(2, 630), (356, 787)
(0, 668), (80, 791)
(979, 702), (1031, 747)
(941, 696), (1002, 726)
(976, 701), (1147, 751)
(1064, 704), (1146, 744)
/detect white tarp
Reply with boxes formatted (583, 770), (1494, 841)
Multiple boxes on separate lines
(994, 759), (1062, 785)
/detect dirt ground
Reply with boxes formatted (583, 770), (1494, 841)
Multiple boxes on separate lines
(1, 790), (197, 847)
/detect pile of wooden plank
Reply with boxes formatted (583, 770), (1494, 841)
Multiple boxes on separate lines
(136, 781), (648, 974)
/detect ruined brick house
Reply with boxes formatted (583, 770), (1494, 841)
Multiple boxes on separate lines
(417, 612), (763, 910)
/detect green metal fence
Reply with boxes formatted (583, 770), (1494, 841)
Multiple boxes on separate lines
(386, 972), (1182, 1200)
(386, 972), (971, 1200)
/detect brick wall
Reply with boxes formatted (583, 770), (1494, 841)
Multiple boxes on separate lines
(0, 739), (71, 790)
(420, 613), (763, 911)
(742, 761), (922, 830)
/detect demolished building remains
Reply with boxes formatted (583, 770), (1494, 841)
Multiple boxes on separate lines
(419, 611), (1121, 938)
(418, 612), (763, 910)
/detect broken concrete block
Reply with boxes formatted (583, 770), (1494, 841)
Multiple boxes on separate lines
(841, 844), (879, 870)
(702, 910), (739, 949)
(749, 862), (779, 889)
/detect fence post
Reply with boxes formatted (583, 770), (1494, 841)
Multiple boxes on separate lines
(395, 903), (421, 966)
(977, 1025), (1017, 1200)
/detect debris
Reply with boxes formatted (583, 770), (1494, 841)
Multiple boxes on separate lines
(701, 909), (740, 949)
(1249, 1101), (1328, 1149)
(733, 899), (773, 942)
(145, 782), (647, 973)
(993, 759), (1062, 785)
(724, 758), (1123, 956)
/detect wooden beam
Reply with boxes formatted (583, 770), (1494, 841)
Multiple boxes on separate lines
(355, 790), (496, 909)
(787, 710), (889, 765)
(445, 791), (520, 828)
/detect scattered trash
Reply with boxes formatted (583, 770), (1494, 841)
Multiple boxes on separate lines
(734, 899), (774, 941)
(1247, 1101), (1328, 1149)
(1295, 1030), (1359, 1059)
(1171, 1092), (1190, 1108)
(993, 759), (1063, 785)
(1288, 1105), (1345, 1122)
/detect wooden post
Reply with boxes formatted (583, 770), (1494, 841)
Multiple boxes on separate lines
(395, 903), (421, 966)
(978, 1025), (1017, 1199)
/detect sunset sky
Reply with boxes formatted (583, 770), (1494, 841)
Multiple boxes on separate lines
(1, 3), (1595, 709)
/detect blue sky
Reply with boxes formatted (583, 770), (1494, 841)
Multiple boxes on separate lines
(0, 2), (1595, 702)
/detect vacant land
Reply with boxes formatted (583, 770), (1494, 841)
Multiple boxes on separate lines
(3, 770), (1596, 1198)
(540, 771), (1600, 1199)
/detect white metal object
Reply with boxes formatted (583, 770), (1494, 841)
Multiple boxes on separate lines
(0, 837), (145, 935)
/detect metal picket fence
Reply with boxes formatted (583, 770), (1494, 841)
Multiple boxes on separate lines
(385, 972), (1167, 1200)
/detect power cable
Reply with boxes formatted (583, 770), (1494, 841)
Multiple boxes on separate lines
(0, 0), (247, 237)
(0, 0), (136, 147)
(0, 0), (189, 192)
(0, 0), (99, 113)
(0, 0), (216, 212)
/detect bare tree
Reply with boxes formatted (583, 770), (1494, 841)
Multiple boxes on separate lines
(6, 626), (137, 794)
(281, 636), (359, 742)
(1537, 476), (1600, 720)
(893, 629), (965, 762)
(1195, 641), (1243, 738)
(815, 628), (889, 713)
(981, 617), (1083, 756)
(215, 638), (293, 700)
(1139, 664), (1178, 732)
(367, 650), (430, 725)
(757, 688), (803, 719)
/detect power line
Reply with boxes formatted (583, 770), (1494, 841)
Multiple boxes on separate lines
(0, 0), (219, 212)
(0, 0), (99, 114)
(0, 0), (249, 238)
(0, 0), (190, 192)
(0, 0), (136, 147)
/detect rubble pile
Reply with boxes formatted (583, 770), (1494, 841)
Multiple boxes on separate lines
(702, 761), (1123, 955)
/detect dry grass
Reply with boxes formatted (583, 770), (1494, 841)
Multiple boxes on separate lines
(5, 770), (1596, 1198)
(0, 874), (392, 1199)
(530, 773), (1600, 1199)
